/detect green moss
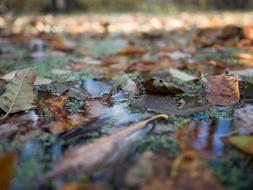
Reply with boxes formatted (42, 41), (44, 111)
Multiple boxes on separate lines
(170, 116), (190, 129)
(41, 108), (54, 122)
(64, 97), (85, 113)
(199, 106), (235, 119)
(134, 134), (180, 158)
(207, 150), (253, 190)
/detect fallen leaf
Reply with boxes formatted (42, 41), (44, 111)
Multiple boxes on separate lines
(232, 53), (253, 66)
(118, 45), (147, 56)
(126, 60), (156, 73)
(169, 68), (197, 81)
(142, 77), (185, 95)
(0, 68), (37, 119)
(0, 152), (16, 190)
(2, 70), (52, 85)
(202, 74), (240, 105)
(228, 136), (253, 156)
(49, 114), (91, 135)
(131, 94), (208, 116)
(233, 105), (253, 133)
(243, 25), (253, 40)
(218, 25), (242, 40)
(39, 114), (168, 181)
(0, 123), (18, 138)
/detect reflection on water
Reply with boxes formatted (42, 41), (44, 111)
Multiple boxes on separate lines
(82, 79), (111, 98)
(177, 119), (232, 157)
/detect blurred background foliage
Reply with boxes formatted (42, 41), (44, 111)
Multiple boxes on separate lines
(0, 0), (252, 13)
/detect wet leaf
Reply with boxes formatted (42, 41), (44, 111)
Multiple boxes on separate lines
(0, 152), (16, 190)
(142, 77), (185, 95)
(39, 114), (168, 181)
(228, 136), (253, 156)
(0, 67), (36, 119)
(203, 74), (240, 105)
(131, 94), (208, 116)
(49, 114), (91, 135)
(233, 105), (253, 133)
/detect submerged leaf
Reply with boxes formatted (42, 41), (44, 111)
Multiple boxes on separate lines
(203, 74), (240, 105)
(39, 114), (168, 181)
(0, 67), (37, 119)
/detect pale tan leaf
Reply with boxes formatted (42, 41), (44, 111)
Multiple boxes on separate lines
(1, 70), (52, 85)
(0, 67), (37, 119)
(169, 68), (197, 81)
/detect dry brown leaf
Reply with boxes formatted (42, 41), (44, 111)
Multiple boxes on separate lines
(202, 74), (240, 105)
(126, 61), (156, 73)
(0, 152), (16, 190)
(39, 114), (168, 182)
(243, 25), (253, 40)
(1, 70), (52, 85)
(118, 45), (147, 56)
(0, 68), (37, 120)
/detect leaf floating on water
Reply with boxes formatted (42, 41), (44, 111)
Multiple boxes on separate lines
(228, 136), (253, 156)
(0, 67), (37, 120)
(39, 114), (168, 181)
(202, 74), (240, 106)
(0, 152), (16, 190)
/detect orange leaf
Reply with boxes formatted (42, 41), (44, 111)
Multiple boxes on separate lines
(203, 74), (240, 105)
(0, 152), (16, 190)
